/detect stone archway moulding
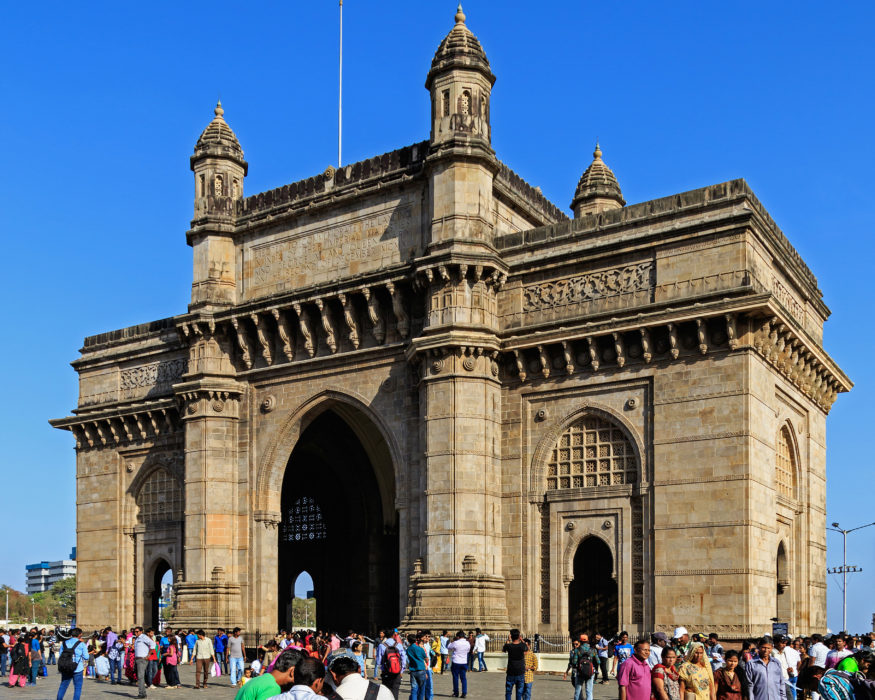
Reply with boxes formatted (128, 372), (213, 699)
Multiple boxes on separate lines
(529, 401), (646, 500)
(562, 526), (617, 585)
(255, 387), (402, 524)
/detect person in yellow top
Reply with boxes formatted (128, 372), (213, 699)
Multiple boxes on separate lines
(523, 638), (538, 700)
(431, 637), (443, 674)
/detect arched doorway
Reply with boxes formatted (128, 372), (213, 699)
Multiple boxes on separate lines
(277, 409), (398, 633)
(568, 536), (617, 636)
(151, 561), (172, 630)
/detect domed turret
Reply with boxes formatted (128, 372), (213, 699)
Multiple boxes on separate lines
(191, 101), (248, 219)
(570, 143), (625, 217)
(188, 101), (247, 308)
(426, 5), (495, 146)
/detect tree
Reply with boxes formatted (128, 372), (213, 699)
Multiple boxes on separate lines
(51, 577), (76, 614)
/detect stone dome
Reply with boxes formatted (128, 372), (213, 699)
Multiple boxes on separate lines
(425, 5), (495, 89)
(570, 144), (625, 215)
(191, 101), (248, 172)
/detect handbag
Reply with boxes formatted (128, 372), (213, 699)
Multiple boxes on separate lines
(211, 661), (221, 677)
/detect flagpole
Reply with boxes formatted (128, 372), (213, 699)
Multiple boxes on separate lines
(338, 0), (343, 168)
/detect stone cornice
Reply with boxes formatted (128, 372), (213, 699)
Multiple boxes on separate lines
(49, 397), (182, 450)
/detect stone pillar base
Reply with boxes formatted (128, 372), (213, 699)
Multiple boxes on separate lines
(171, 574), (243, 629)
(401, 571), (511, 633)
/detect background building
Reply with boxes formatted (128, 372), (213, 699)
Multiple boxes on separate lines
(25, 549), (76, 594)
(52, 7), (849, 638)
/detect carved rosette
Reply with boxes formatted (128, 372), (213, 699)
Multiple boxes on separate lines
(176, 384), (244, 420)
(411, 343), (501, 383)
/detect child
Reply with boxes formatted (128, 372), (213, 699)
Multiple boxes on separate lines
(240, 668), (253, 685)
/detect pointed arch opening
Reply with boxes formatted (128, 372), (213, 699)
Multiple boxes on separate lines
(277, 407), (398, 632)
(151, 560), (172, 630)
(568, 536), (617, 637)
(776, 541), (791, 622)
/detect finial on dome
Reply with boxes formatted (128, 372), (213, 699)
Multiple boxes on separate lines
(214, 100), (224, 118)
(594, 142), (602, 160)
(455, 4), (466, 24)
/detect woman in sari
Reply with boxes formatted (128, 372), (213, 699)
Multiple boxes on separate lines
(653, 647), (681, 700)
(679, 642), (715, 700)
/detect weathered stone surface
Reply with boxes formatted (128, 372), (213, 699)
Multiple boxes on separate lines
(51, 7), (850, 639)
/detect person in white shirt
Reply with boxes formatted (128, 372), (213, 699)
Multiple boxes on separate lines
(773, 636), (801, 700)
(330, 656), (394, 700)
(473, 629), (490, 672)
(269, 656), (325, 700)
(648, 633), (668, 669)
(447, 631), (471, 698)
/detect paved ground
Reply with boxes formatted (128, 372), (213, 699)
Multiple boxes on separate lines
(7, 665), (620, 700)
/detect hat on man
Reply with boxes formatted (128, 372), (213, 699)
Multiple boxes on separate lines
(652, 632), (668, 642)
(673, 627), (689, 639)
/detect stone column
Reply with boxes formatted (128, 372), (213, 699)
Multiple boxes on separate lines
(402, 336), (510, 632)
(171, 320), (244, 628)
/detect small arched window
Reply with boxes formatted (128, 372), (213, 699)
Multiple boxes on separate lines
(137, 468), (183, 524)
(459, 90), (471, 116)
(442, 89), (450, 117)
(214, 173), (224, 196)
(547, 415), (637, 490)
(775, 426), (797, 499)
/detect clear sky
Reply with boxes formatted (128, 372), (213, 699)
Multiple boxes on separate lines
(1, 0), (873, 633)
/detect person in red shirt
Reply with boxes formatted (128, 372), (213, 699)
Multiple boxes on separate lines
(619, 640), (653, 700)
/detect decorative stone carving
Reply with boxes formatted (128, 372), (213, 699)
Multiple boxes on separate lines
(338, 293), (360, 350)
(363, 288), (385, 344)
(261, 394), (277, 413)
(272, 308), (295, 362)
(387, 282), (410, 338)
(522, 262), (653, 312)
(292, 302), (315, 357)
(120, 359), (187, 391)
(231, 317), (252, 369)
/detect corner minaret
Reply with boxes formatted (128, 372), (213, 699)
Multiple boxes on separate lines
(570, 143), (625, 217)
(426, 4), (495, 146)
(424, 5), (499, 251)
(188, 101), (248, 308)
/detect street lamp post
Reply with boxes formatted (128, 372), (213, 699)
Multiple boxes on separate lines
(827, 520), (875, 632)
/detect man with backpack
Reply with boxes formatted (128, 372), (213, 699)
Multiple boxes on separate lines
(564, 635), (598, 700)
(373, 629), (407, 700)
(57, 628), (90, 700)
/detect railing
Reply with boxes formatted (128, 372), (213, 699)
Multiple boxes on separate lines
(484, 634), (572, 654)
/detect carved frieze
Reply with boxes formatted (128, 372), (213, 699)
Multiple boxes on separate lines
(522, 262), (653, 313)
(120, 359), (187, 398)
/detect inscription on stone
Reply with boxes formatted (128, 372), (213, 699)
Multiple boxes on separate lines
(523, 262), (654, 312)
(247, 206), (414, 296)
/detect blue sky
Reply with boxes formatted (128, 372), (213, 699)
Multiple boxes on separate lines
(1, 0), (873, 633)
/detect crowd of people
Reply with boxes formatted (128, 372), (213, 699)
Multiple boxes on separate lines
(562, 628), (875, 700)
(3, 622), (874, 700)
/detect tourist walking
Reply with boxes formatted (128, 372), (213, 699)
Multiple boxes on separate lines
(650, 633), (669, 669)
(375, 629), (407, 700)
(595, 633), (610, 684)
(745, 638), (785, 700)
(27, 631), (43, 686)
(215, 629), (229, 675)
(439, 632), (449, 675)
(406, 633), (429, 700)
(618, 640), (652, 700)
(193, 629), (216, 690)
(774, 636), (800, 700)
(229, 628), (247, 687)
(161, 636), (181, 689)
(56, 628), (89, 700)
(107, 633), (124, 685)
(564, 636), (597, 700)
(652, 647), (681, 700)
(503, 629), (527, 700)
(448, 631), (470, 699)
(679, 642), (715, 700)
(133, 627), (156, 698)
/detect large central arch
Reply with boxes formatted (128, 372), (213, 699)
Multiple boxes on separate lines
(273, 398), (399, 632)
